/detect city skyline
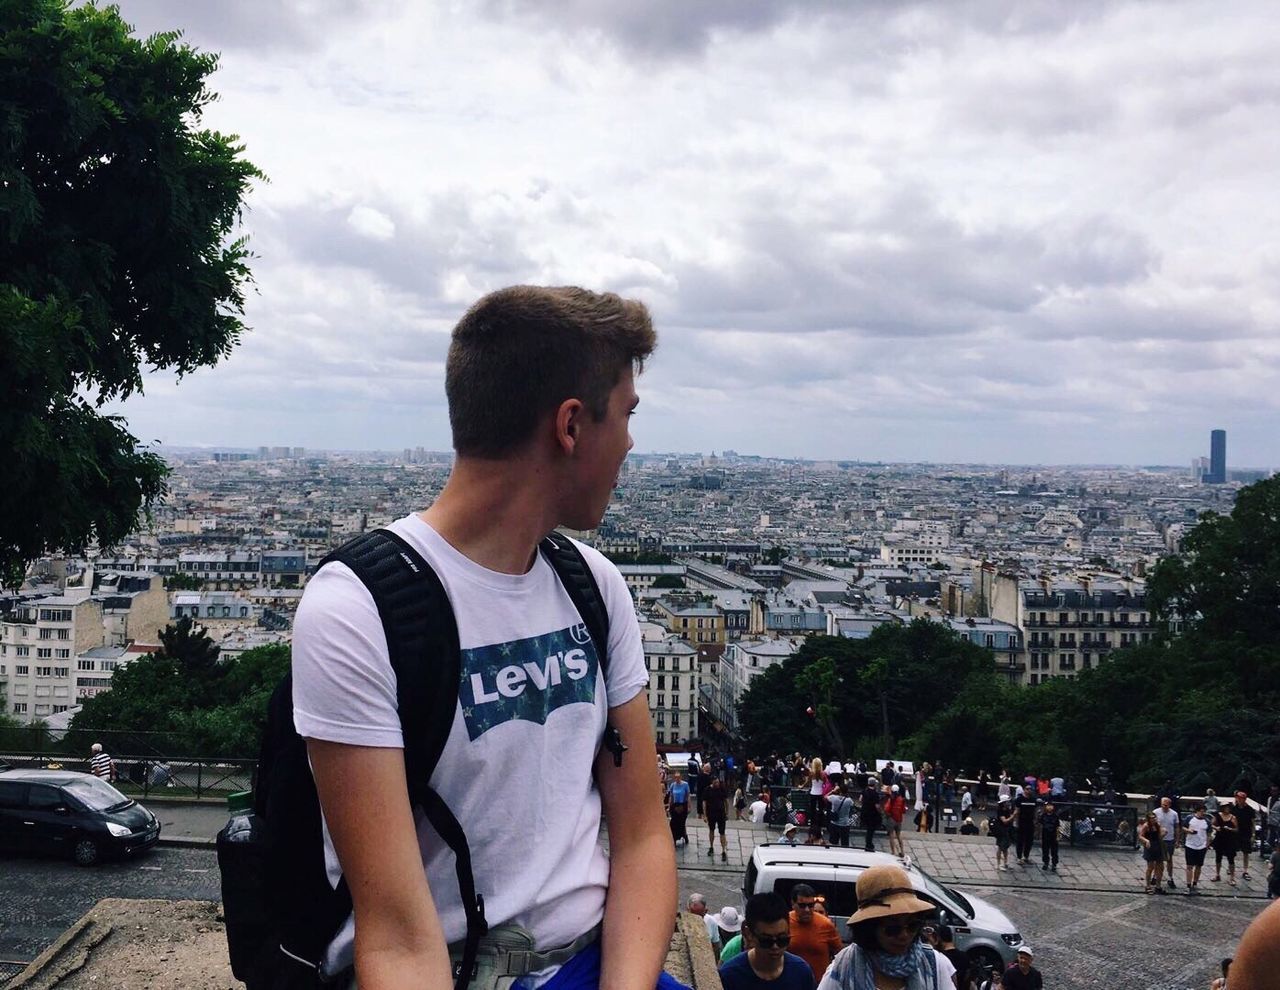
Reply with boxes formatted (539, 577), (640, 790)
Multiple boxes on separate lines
(100, 1), (1280, 465)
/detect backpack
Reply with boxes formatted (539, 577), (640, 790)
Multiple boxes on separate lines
(217, 528), (610, 990)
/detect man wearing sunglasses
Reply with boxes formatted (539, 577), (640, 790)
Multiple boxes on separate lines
(718, 892), (816, 990)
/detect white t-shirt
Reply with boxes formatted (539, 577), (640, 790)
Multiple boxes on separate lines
(749, 799), (768, 824)
(933, 948), (957, 988)
(1184, 815), (1210, 850)
(292, 514), (648, 978)
(1154, 807), (1180, 842)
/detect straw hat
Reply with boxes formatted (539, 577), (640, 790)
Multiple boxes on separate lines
(845, 865), (935, 925)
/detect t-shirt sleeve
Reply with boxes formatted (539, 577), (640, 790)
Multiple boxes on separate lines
(575, 540), (648, 709)
(291, 562), (404, 748)
(933, 948), (957, 987)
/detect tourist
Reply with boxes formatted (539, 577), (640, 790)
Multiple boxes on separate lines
(817, 865), (953, 990)
(977, 770), (991, 811)
(718, 891), (815, 990)
(667, 771), (691, 847)
(1233, 790), (1256, 881)
(826, 784), (855, 848)
(788, 884), (843, 984)
(961, 786), (973, 821)
(1212, 802), (1239, 885)
(704, 774), (730, 863)
(711, 906), (744, 960)
(1014, 785), (1038, 866)
(1001, 947), (1042, 990)
(1203, 787), (1220, 815)
(997, 769), (1013, 805)
(88, 742), (116, 782)
(885, 784), (909, 858)
(1154, 796), (1181, 889)
(687, 894), (720, 954)
(1140, 811), (1167, 894)
(861, 774), (884, 852)
(994, 800), (1015, 872)
(807, 758), (829, 845)
(1184, 803), (1211, 893)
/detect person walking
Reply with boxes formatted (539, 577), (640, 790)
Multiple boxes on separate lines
(825, 785), (855, 848)
(1154, 796), (1182, 889)
(1234, 790), (1257, 881)
(977, 770), (990, 812)
(960, 786), (974, 822)
(861, 775), (884, 852)
(718, 892), (815, 990)
(1014, 785), (1038, 866)
(667, 770), (691, 847)
(1140, 811), (1167, 893)
(1039, 801), (1060, 873)
(884, 785), (908, 858)
(787, 885), (843, 984)
(994, 799), (1015, 871)
(88, 742), (116, 782)
(1183, 803), (1211, 893)
(1212, 802), (1240, 885)
(704, 774), (730, 862)
(816, 865), (953, 990)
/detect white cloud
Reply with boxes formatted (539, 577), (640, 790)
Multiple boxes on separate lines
(102, 0), (1280, 466)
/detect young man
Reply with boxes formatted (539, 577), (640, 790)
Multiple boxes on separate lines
(1183, 803), (1211, 893)
(1154, 796), (1181, 888)
(1014, 785), (1038, 866)
(786, 884), (842, 984)
(292, 287), (675, 990)
(703, 774), (729, 862)
(717, 892), (815, 990)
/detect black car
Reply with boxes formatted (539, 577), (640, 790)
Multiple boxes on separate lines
(0, 769), (160, 866)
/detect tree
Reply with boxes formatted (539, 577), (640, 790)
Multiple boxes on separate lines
(0, 0), (263, 585)
(762, 546), (787, 565)
(651, 574), (685, 589)
(164, 572), (205, 591)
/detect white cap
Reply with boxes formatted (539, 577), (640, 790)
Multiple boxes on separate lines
(891, 785), (900, 793)
(1017, 945), (1034, 958)
(711, 906), (743, 932)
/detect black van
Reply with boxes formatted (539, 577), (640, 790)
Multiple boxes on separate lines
(0, 768), (160, 865)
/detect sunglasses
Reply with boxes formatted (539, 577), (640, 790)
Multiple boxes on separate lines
(883, 920), (927, 937)
(750, 932), (792, 949)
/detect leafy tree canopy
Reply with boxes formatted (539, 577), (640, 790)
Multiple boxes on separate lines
(0, 0), (262, 586)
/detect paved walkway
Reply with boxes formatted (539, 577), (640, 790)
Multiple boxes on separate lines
(150, 800), (1271, 900)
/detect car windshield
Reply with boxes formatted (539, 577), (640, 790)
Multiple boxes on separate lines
(61, 775), (134, 812)
(913, 864), (971, 918)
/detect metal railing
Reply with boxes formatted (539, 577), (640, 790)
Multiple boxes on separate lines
(0, 750), (255, 801)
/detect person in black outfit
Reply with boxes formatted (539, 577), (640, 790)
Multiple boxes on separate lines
(861, 778), (883, 852)
(1039, 801), (1060, 872)
(1015, 785), (1038, 866)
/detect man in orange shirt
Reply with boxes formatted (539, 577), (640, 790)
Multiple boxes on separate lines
(786, 885), (842, 982)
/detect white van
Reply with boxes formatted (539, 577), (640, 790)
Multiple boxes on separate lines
(743, 844), (1024, 973)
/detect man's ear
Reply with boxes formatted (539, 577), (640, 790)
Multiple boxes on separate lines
(554, 397), (585, 454)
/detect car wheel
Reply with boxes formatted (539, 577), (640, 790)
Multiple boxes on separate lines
(73, 838), (100, 867)
(968, 947), (1006, 978)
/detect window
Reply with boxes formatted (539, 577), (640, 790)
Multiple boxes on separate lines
(657, 657), (665, 672)
(657, 694), (665, 708)
(1082, 653), (1092, 669)
(16, 646), (28, 657)
(78, 660), (96, 671)
(984, 633), (995, 648)
(656, 711), (665, 726)
(671, 712), (680, 728)
(36, 666), (52, 676)
(12, 703), (26, 714)
(55, 649), (69, 659)
(57, 629), (69, 640)
(1060, 653), (1075, 670)
(656, 675), (665, 690)
(37, 649), (52, 659)
(54, 667), (68, 677)
(1058, 612), (1069, 625)
(671, 675), (680, 691)
(16, 664), (28, 674)
(1030, 675), (1039, 686)
(53, 705), (68, 714)
(39, 627), (54, 639)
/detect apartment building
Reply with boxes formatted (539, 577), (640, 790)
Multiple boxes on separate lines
(653, 596), (725, 647)
(989, 574), (1151, 685)
(643, 639), (699, 747)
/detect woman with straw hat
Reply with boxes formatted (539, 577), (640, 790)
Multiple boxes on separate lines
(818, 864), (950, 990)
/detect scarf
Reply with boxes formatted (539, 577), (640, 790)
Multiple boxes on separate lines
(831, 940), (936, 990)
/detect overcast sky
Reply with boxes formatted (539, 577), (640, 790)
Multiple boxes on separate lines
(104, 1), (1280, 467)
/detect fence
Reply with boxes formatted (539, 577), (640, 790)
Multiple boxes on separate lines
(0, 750), (255, 802)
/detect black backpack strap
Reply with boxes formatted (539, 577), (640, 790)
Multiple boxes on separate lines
(322, 529), (487, 990)
(539, 532), (610, 679)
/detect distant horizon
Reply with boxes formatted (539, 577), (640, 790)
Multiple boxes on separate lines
(154, 443), (1275, 474)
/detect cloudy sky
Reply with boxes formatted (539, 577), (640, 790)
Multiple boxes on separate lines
(105, 0), (1280, 466)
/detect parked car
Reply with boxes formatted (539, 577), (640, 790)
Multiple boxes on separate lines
(0, 768), (160, 866)
(744, 844), (1024, 973)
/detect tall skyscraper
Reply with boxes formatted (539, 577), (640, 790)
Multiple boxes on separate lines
(1203, 429), (1226, 484)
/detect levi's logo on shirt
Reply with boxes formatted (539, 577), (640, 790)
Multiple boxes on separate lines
(459, 623), (599, 741)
